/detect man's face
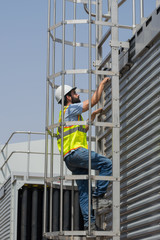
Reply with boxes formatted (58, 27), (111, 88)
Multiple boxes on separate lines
(71, 89), (81, 103)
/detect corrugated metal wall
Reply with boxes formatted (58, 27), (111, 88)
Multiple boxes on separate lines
(0, 178), (11, 240)
(120, 36), (160, 240)
(104, 34), (160, 239)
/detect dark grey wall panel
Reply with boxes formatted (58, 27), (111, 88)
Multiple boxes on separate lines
(103, 22), (160, 239)
(17, 185), (83, 240)
(0, 178), (11, 240)
(120, 37), (160, 240)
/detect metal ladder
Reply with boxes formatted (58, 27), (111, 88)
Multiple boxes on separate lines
(43, 0), (130, 239)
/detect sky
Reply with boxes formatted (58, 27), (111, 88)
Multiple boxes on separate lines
(0, 0), (47, 144)
(0, 0), (157, 145)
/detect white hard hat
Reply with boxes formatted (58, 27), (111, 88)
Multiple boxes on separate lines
(55, 85), (76, 104)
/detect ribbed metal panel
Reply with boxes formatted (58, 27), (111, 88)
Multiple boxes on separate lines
(103, 35), (160, 238)
(0, 178), (11, 240)
(17, 184), (83, 240)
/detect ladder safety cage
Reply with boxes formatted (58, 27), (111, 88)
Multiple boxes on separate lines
(44, 0), (159, 239)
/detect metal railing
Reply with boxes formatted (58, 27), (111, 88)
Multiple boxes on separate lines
(0, 131), (46, 182)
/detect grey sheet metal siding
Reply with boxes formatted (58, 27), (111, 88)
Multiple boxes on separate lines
(0, 178), (11, 240)
(120, 37), (160, 240)
(104, 36), (160, 239)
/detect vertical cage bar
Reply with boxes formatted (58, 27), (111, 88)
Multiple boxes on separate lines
(71, 0), (77, 231)
(88, 0), (92, 234)
(71, 180), (74, 231)
(72, 1), (76, 87)
(59, 0), (66, 234)
(49, 0), (56, 233)
(111, 0), (120, 239)
(95, 0), (99, 155)
(96, 0), (103, 155)
(43, 0), (51, 235)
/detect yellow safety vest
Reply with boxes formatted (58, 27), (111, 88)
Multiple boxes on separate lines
(57, 106), (88, 157)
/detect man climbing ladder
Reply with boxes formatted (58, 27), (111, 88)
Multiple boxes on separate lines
(55, 77), (112, 230)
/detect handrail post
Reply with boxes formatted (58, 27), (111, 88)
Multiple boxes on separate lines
(5, 143), (8, 179)
(27, 132), (31, 180)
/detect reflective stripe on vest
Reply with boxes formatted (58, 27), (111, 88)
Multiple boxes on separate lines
(57, 125), (86, 140)
(57, 106), (88, 156)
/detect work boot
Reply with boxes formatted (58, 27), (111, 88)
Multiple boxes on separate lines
(84, 222), (96, 231)
(84, 223), (104, 231)
(92, 193), (112, 210)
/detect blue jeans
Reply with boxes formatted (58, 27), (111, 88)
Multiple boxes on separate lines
(65, 147), (112, 227)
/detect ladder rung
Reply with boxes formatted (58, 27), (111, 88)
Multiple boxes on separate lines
(93, 69), (117, 76)
(44, 230), (117, 237)
(93, 121), (113, 128)
(92, 176), (119, 181)
(93, 230), (117, 237)
(44, 231), (86, 237)
(45, 175), (118, 182)
(48, 121), (113, 131)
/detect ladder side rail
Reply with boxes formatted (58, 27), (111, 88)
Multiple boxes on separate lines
(49, 0), (57, 233)
(43, 0), (51, 235)
(96, 0), (103, 155)
(71, 1), (77, 232)
(88, 0), (92, 234)
(59, 0), (66, 234)
(111, 1), (120, 239)
(72, 1), (76, 88)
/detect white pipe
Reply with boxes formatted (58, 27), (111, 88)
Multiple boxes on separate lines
(140, 0), (144, 23)
(132, 0), (136, 33)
